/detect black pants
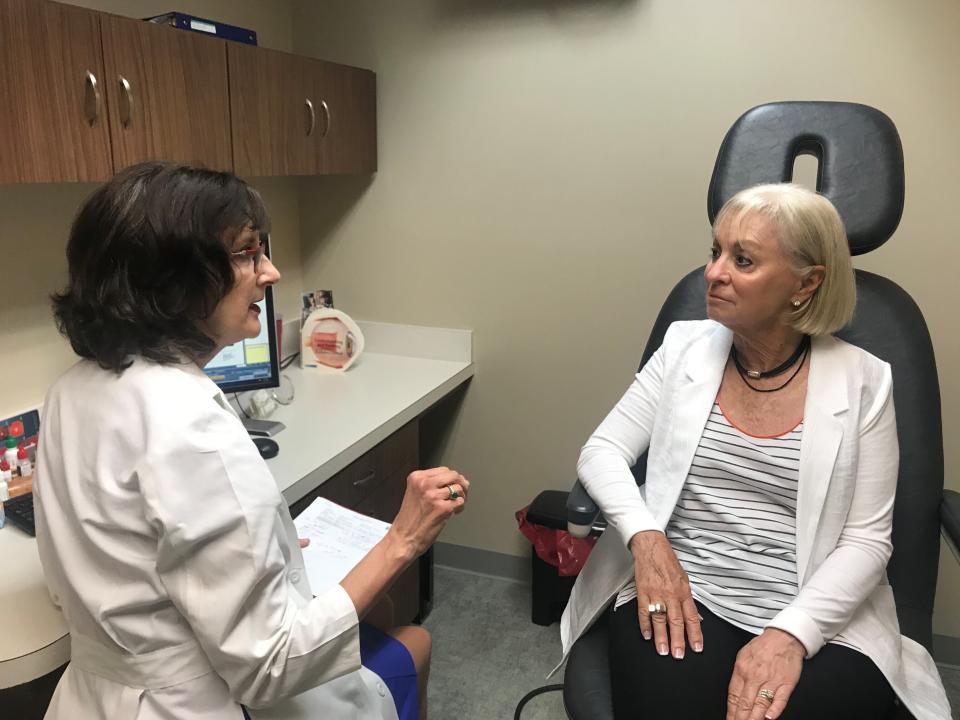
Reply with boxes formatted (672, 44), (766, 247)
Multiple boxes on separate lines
(608, 599), (896, 720)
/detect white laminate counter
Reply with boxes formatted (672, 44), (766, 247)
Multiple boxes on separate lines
(0, 528), (70, 688)
(269, 353), (474, 505)
(0, 321), (473, 689)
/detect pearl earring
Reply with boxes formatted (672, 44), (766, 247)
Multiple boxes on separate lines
(792, 299), (802, 307)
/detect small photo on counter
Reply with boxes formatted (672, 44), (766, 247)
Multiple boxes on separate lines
(301, 289), (334, 327)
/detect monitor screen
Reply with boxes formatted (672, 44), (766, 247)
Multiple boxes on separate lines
(203, 285), (280, 394)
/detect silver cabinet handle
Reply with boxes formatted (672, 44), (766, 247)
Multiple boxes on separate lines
(305, 98), (316, 136)
(84, 71), (101, 127)
(353, 470), (376, 488)
(319, 99), (331, 138)
(118, 76), (134, 128)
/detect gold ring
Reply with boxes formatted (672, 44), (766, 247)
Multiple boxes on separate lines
(447, 485), (460, 501)
(758, 689), (775, 702)
(647, 602), (667, 615)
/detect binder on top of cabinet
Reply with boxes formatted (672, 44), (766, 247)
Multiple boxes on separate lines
(144, 12), (257, 46)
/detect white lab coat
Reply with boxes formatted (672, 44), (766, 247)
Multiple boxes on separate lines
(34, 358), (398, 719)
(558, 320), (950, 720)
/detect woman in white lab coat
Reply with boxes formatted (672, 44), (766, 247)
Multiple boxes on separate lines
(34, 162), (468, 719)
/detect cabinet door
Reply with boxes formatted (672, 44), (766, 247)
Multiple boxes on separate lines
(306, 59), (377, 175)
(0, 0), (112, 184)
(229, 44), (314, 177)
(229, 45), (376, 177)
(99, 14), (232, 172)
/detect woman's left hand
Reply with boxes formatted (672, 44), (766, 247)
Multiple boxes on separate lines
(726, 628), (804, 720)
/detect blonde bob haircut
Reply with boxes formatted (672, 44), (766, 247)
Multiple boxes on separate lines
(713, 183), (856, 336)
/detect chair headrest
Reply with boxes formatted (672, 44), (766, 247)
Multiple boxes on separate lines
(707, 101), (904, 255)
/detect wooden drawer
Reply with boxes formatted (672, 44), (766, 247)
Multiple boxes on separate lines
(290, 420), (418, 517)
(287, 420), (423, 624)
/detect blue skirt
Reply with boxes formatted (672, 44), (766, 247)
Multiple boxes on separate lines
(359, 622), (419, 720)
(242, 622), (418, 720)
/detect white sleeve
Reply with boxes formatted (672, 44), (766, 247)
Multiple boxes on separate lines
(138, 416), (361, 708)
(577, 342), (666, 548)
(766, 364), (898, 658)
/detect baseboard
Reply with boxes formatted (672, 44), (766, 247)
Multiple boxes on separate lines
(933, 633), (960, 667)
(434, 542), (529, 583)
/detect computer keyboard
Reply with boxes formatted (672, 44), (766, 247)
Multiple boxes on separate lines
(3, 492), (35, 536)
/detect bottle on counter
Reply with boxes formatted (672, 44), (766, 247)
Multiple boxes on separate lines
(3, 437), (17, 469)
(0, 459), (10, 528)
(1, 459), (12, 496)
(16, 445), (32, 478)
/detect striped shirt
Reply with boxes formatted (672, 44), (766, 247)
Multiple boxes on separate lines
(615, 402), (803, 635)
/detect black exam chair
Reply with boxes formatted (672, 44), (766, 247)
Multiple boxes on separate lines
(562, 101), (960, 720)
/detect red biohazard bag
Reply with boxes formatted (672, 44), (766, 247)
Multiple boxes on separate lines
(516, 506), (597, 576)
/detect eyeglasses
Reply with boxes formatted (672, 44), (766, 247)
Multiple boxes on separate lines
(230, 236), (267, 273)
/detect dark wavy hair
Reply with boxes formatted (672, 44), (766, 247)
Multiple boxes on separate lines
(52, 162), (271, 373)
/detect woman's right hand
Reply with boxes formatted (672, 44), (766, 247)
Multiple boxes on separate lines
(629, 530), (702, 659)
(342, 467), (468, 619)
(389, 467), (468, 560)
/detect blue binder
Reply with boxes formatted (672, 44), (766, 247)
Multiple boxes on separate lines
(145, 12), (258, 46)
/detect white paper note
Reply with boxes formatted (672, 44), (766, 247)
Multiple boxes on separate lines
(293, 497), (390, 594)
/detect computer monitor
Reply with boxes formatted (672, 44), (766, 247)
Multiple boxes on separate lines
(203, 286), (280, 394)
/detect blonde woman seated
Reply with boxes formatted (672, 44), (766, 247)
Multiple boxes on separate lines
(561, 185), (949, 720)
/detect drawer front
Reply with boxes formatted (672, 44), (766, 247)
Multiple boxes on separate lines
(287, 420), (423, 624)
(289, 420), (419, 518)
(353, 467), (408, 523)
(381, 421), (418, 479)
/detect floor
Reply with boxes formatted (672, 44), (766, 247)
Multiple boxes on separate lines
(424, 566), (960, 720)
(422, 566), (566, 719)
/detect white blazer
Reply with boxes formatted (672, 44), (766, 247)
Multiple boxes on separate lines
(559, 320), (949, 720)
(34, 359), (397, 720)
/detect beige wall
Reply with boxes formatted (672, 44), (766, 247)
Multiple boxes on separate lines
(3, 0), (958, 638)
(0, 0), (303, 416)
(291, 0), (960, 635)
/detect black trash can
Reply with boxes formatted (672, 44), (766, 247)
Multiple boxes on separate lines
(525, 490), (590, 626)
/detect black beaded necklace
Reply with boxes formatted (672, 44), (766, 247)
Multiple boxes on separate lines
(731, 335), (811, 393)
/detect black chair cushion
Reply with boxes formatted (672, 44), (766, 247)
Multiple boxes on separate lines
(943, 490), (960, 552)
(708, 101), (904, 255)
(563, 613), (614, 720)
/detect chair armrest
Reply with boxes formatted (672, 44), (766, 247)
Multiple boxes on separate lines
(942, 489), (960, 562)
(567, 480), (600, 538)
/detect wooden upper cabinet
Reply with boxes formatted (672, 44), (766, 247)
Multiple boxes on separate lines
(229, 45), (313, 176)
(310, 60), (377, 175)
(0, 0), (113, 184)
(0, 0), (375, 184)
(99, 13), (233, 172)
(229, 45), (376, 177)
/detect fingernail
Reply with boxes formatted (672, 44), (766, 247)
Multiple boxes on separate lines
(693, 642), (703, 653)
(658, 644), (668, 656)
(642, 631), (651, 640)
(673, 648), (684, 660)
